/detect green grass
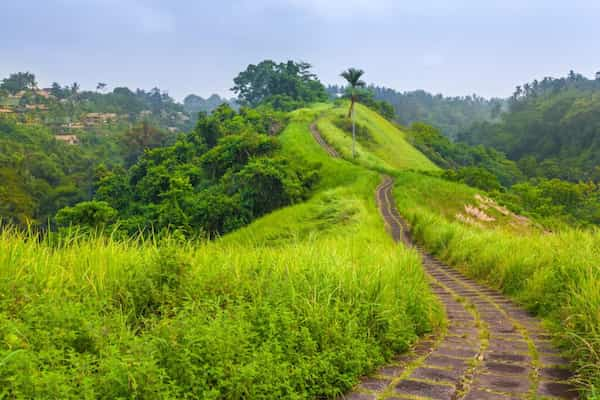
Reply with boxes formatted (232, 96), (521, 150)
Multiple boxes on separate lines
(316, 117), (395, 172)
(390, 170), (539, 233)
(392, 170), (600, 394)
(328, 103), (439, 172)
(0, 228), (440, 399)
(0, 106), (443, 399)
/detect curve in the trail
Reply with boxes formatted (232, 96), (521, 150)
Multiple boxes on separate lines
(310, 122), (340, 158)
(344, 176), (578, 400)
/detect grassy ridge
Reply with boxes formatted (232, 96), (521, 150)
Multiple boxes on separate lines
(316, 103), (439, 173)
(0, 107), (443, 398)
(392, 170), (600, 393)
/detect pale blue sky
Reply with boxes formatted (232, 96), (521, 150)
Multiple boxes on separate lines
(2, 0), (599, 100)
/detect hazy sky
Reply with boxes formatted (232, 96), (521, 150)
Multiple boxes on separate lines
(2, 0), (600, 100)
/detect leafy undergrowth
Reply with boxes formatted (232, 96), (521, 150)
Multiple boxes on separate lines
(393, 170), (600, 395)
(0, 227), (440, 399)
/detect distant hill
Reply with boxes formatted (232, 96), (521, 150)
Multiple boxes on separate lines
(0, 74), (195, 133)
(327, 85), (503, 139)
(183, 94), (237, 116)
(459, 71), (600, 181)
(0, 72), (245, 135)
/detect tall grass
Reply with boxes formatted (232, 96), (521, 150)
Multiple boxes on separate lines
(0, 228), (440, 399)
(313, 104), (439, 174)
(393, 171), (600, 394)
(336, 104), (439, 172)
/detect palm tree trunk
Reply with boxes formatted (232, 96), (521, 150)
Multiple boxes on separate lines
(352, 102), (356, 158)
(349, 94), (356, 159)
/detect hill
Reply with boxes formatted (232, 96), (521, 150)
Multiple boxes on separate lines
(459, 71), (600, 182)
(183, 94), (236, 116)
(228, 102), (600, 396)
(328, 84), (502, 139)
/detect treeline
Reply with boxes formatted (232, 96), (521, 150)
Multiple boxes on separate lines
(0, 72), (232, 132)
(406, 123), (523, 189)
(0, 116), (115, 225)
(0, 73), (188, 131)
(0, 61), (330, 235)
(459, 71), (600, 182)
(0, 115), (180, 225)
(183, 94), (237, 117)
(328, 85), (502, 138)
(233, 60), (328, 110)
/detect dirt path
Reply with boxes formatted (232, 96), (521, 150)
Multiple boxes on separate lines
(344, 176), (578, 400)
(310, 123), (340, 158)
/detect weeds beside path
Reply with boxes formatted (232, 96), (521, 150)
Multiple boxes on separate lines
(343, 177), (579, 400)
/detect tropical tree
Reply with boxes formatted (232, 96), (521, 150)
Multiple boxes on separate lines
(340, 68), (366, 158)
(70, 82), (80, 97)
(232, 60), (327, 110)
(0, 72), (37, 94)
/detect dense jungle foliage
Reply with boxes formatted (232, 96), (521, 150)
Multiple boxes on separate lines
(459, 71), (600, 182)
(61, 105), (319, 237)
(407, 122), (600, 227)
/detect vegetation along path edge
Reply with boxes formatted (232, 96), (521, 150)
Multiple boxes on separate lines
(343, 176), (579, 400)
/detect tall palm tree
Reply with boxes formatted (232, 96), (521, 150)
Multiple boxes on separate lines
(341, 68), (366, 158)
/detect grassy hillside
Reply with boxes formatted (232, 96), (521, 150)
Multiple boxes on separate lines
(0, 105), (443, 398)
(314, 103), (438, 173)
(227, 103), (437, 246)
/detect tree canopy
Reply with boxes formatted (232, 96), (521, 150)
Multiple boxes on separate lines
(459, 71), (600, 182)
(83, 105), (318, 237)
(232, 60), (328, 110)
(1, 72), (37, 94)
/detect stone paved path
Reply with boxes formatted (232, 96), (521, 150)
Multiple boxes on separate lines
(342, 176), (579, 400)
(310, 123), (340, 158)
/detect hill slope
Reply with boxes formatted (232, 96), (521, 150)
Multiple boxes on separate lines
(459, 73), (600, 181)
(313, 103), (438, 172)
(224, 103), (437, 246)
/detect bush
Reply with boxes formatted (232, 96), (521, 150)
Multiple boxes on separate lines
(443, 166), (502, 192)
(55, 200), (117, 229)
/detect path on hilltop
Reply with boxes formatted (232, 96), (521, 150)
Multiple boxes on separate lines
(343, 176), (578, 400)
(310, 123), (340, 158)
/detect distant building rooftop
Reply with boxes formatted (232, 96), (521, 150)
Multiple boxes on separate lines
(55, 135), (80, 145)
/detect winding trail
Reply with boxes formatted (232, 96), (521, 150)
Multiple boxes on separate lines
(310, 123), (340, 158)
(343, 177), (579, 400)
